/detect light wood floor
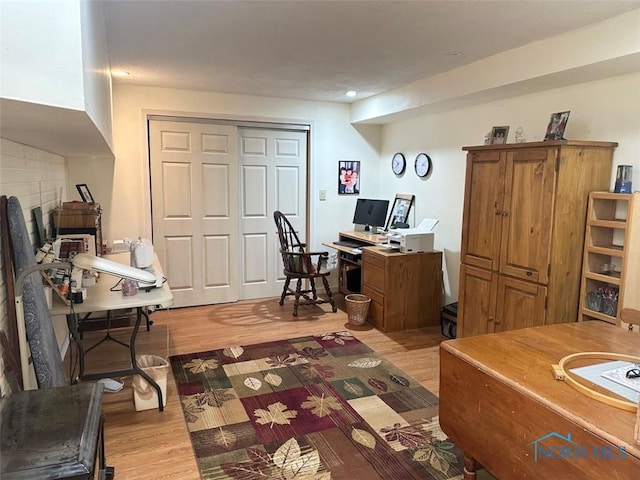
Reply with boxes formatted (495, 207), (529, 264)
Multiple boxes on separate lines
(73, 296), (481, 479)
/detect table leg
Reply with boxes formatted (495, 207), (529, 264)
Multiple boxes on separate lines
(463, 454), (478, 480)
(66, 313), (85, 382)
(129, 307), (164, 411)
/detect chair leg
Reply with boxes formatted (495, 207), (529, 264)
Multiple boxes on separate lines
(309, 277), (318, 300)
(280, 277), (291, 305)
(322, 276), (338, 313)
(293, 279), (302, 316)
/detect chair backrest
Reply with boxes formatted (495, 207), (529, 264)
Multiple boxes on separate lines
(274, 211), (304, 253)
(620, 308), (640, 331)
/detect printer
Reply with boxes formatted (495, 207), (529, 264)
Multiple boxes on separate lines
(386, 218), (438, 254)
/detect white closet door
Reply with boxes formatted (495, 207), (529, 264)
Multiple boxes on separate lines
(149, 120), (239, 308)
(238, 128), (307, 300)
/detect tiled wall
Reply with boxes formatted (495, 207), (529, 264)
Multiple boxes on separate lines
(0, 137), (68, 396)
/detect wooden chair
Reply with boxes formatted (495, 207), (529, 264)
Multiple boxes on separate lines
(274, 211), (337, 316)
(620, 308), (640, 332)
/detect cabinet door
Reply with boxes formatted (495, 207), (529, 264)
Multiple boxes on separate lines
(458, 265), (498, 337)
(500, 148), (556, 283)
(461, 150), (505, 271)
(495, 275), (547, 332)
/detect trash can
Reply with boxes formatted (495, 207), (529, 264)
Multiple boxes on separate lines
(132, 354), (169, 411)
(440, 302), (458, 339)
(345, 294), (371, 326)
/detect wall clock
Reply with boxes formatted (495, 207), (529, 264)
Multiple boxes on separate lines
(415, 153), (432, 178)
(391, 152), (406, 175)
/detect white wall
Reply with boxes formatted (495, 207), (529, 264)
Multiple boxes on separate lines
(0, 0), (84, 109)
(378, 73), (640, 304)
(0, 138), (69, 396)
(68, 85), (382, 251)
(80, 0), (114, 151)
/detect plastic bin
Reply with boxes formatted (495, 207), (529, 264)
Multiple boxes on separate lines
(132, 354), (169, 411)
(345, 294), (371, 326)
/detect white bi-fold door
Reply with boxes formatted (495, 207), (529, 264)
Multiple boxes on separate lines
(149, 119), (307, 308)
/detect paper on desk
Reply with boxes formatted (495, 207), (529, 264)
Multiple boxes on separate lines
(570, 361), (639, 403)
(389, 218), (439, 237)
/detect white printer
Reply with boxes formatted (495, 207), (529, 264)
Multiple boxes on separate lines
(386, 218), (438, 254)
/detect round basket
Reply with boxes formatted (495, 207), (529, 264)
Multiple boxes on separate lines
(345, 294), (371, 326)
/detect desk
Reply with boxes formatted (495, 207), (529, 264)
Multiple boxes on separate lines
(0, 383), (111, 479)
(439, 322), (640, 480)
(51, 253), (173, 411)
(324, 231), (442, 332)
(323, 230), (382, 294)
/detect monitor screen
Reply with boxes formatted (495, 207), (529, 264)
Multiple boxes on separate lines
(352, 199), (390, 231)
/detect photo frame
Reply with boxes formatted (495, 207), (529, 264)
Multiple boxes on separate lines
(544, 111), (570, 141)
(385, 193), (415, 231)
(490, 126), (509, 145)
(338, 161), (360, 195)
(76, 183), (95, 203)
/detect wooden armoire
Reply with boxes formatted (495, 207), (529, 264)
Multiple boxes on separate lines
(457, 140), (617, 337)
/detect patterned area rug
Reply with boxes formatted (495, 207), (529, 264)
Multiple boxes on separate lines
(170, 331), (463, 479)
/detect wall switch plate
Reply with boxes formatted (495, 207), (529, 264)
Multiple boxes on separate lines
(319, 190), (326, 201)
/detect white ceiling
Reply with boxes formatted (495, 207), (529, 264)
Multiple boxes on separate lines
(103, 0), (640, 104)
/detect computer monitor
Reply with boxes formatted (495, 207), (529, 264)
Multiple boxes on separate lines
(352, 198), (390, 232)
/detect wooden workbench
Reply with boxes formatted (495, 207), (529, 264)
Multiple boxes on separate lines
(439, 322), (639, 479)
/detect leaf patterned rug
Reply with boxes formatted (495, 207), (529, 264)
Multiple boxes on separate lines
(170, 331), (463, 479)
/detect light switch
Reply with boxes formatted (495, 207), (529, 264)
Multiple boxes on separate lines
(319, 190), (326, 201)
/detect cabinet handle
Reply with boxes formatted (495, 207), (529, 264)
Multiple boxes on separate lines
(526, 271), (533, 276)
(495, 210), (503, 215)
(501, 211), (508, 217)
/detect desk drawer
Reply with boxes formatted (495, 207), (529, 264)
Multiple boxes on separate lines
(361, 285), (384, 306)
(362, 257), (385, 291)
(366, 298), (385, 331)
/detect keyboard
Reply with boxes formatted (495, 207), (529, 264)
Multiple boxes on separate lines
(333, 240), (362, 248)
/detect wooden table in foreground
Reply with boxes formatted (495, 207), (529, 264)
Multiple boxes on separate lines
(439, 322), (640, 480)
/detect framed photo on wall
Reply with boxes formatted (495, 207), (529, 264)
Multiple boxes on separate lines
(338, 161), (360, 195)
(490, 126), (509, 144)
(76, 184), (95, 203)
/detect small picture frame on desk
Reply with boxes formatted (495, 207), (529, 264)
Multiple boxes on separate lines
(76, 183), (95, 203)
(385, 194), (415, 231)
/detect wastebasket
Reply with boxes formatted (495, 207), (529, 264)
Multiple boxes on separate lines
(345, 294), (371, 326)
(132, 354), (169, 411)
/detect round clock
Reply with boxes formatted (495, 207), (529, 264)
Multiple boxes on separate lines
(392, 152), (406, 175)
(415, 153), (432, 178)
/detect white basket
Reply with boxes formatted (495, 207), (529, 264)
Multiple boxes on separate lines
(132, 354), (169, 411)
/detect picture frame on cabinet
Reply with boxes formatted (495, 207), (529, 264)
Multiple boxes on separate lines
(76, 184), (95, 203)
(544, 111), (570, 141)
(490, 126), (509, 144)
(338, 161), (360, 195)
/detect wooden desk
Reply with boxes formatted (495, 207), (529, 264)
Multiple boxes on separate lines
(323, 230), (382, 295)
(324, 231), (442, 332)
(50, 253), (173, 411)
(439, 322), (640, 480)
